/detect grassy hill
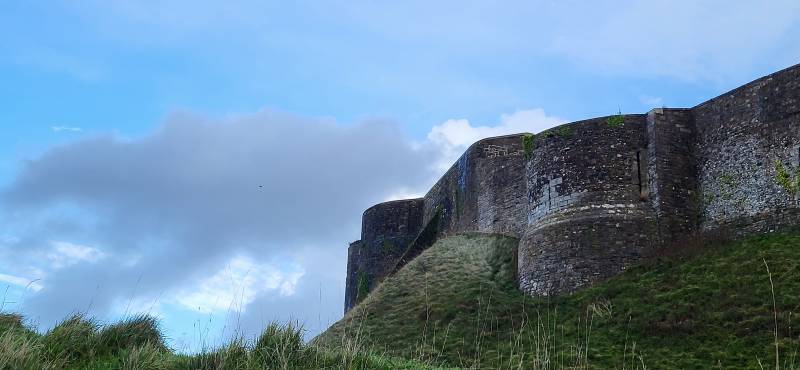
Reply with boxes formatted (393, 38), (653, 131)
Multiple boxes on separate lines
(3, 231), (800, 369)
(313, 232), (800, 369)
(0, 311), (441, 369)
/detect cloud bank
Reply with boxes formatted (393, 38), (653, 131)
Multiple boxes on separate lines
(0, 108), (562, 342)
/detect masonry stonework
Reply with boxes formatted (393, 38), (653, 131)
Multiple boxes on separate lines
(344, 199), (424, 312)
(344, 63), (800, 313)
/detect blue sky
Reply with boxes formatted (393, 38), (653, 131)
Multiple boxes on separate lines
(1, 0), (799, 351)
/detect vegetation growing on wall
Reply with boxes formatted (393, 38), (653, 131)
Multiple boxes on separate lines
(606, 113), (625, 127)
(522, 133), (535, 160)
(382, 240), (394, 253)
(556, 125), (573, 137)
(357, 271), (369, 303)
(692, 190), (714, 224)
(719, 173), (736, 200)
(541, 125), (573, 139)
(774, 160), (800, 197)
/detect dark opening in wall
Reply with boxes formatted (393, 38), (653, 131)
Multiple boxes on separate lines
(635, 150), (649, 201)
(635, 151), (643, 194)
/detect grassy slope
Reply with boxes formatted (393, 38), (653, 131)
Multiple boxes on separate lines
(0, 314), (443, 370)
(313, 232), (800, 369)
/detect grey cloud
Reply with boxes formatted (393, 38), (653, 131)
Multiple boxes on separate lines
(1, 109), (436, 334)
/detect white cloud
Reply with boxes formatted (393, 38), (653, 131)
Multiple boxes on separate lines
(51, 126), (83, 133)
(426, 109), (565, 172)
(47, 241), (105, 268)
(383, 188), (425, 202)
(0, 273), (43, 292)
(639, 95), (664, 107)
(3, 106), (561, 338)
(173, 255), (305, 314)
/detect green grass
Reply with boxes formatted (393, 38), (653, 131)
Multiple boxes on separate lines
(607, 114), (625, 127)
(5, 231), (800, 369)
(314, 232), (800, 369)
(0, 313), (443, 369)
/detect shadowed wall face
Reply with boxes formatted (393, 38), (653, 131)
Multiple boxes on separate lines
(518, 116), (658, 296)
(344, 199), (424, 313)
(646, 108), (699, 241)
(422, 134), (528, 238)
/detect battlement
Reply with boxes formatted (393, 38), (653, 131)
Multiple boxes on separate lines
(344, 63), (800, 312)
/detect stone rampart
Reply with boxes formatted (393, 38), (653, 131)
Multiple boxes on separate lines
(692, 65), (800, 234)
(343, 63), (800, 313)
(344, 198), (424, 312)
(421, 134), (528, 237)
(518, 116), (658, 295)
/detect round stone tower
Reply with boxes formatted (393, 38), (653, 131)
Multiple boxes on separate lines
(344, 198), (424, 312)
(518, 116), (658, 296)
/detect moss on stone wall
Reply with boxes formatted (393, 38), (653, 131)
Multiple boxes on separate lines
(606, 113), (625, 127)
(356, 271), (369, 303)
(382, 240), (393, 253)
(775, 160), (799, 197)
(522, 133), (535, 160)
(541, 125), (573, 139)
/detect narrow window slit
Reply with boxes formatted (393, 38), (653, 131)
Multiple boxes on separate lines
(635, 151), (643, 194)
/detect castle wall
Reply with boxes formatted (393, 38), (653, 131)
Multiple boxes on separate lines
(518, 116), (659, 296)
(421, 134), (528, 237)
(646, 108), (700, 241)
(344, 63), (800, 310)
(692, 64), (800, 234)
(344, 198), (424, 313)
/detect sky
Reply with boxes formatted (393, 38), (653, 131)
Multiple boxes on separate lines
(1, 0), (799, 351)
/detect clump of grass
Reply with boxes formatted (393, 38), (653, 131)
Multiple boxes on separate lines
(0, 329), (52, 370)
(179, 337), (250, 370)
(556, 125), (573, 137)
(522, 134), (535, 160)
(0, 313), (24, 333)
(775, 160), (800, 197)
(41, 314), (99, 367)
(98, 314), (166, 356)
(120, 342), (171, 370)
(540, 125), (573, 139)
(253, 321), (304, 367)
(607, 113), (625, 127)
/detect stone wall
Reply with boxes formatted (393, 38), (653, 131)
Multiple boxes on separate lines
(344, 199), (424, 312)
(517, 117), (659, 296)
(646, 108), (699, 241)
(344, 63), (800, 311)
(693, 64), (800, 234)
(421, 134), (528, 237)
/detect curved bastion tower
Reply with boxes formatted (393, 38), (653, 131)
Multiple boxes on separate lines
(344, 63), (800, 313)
